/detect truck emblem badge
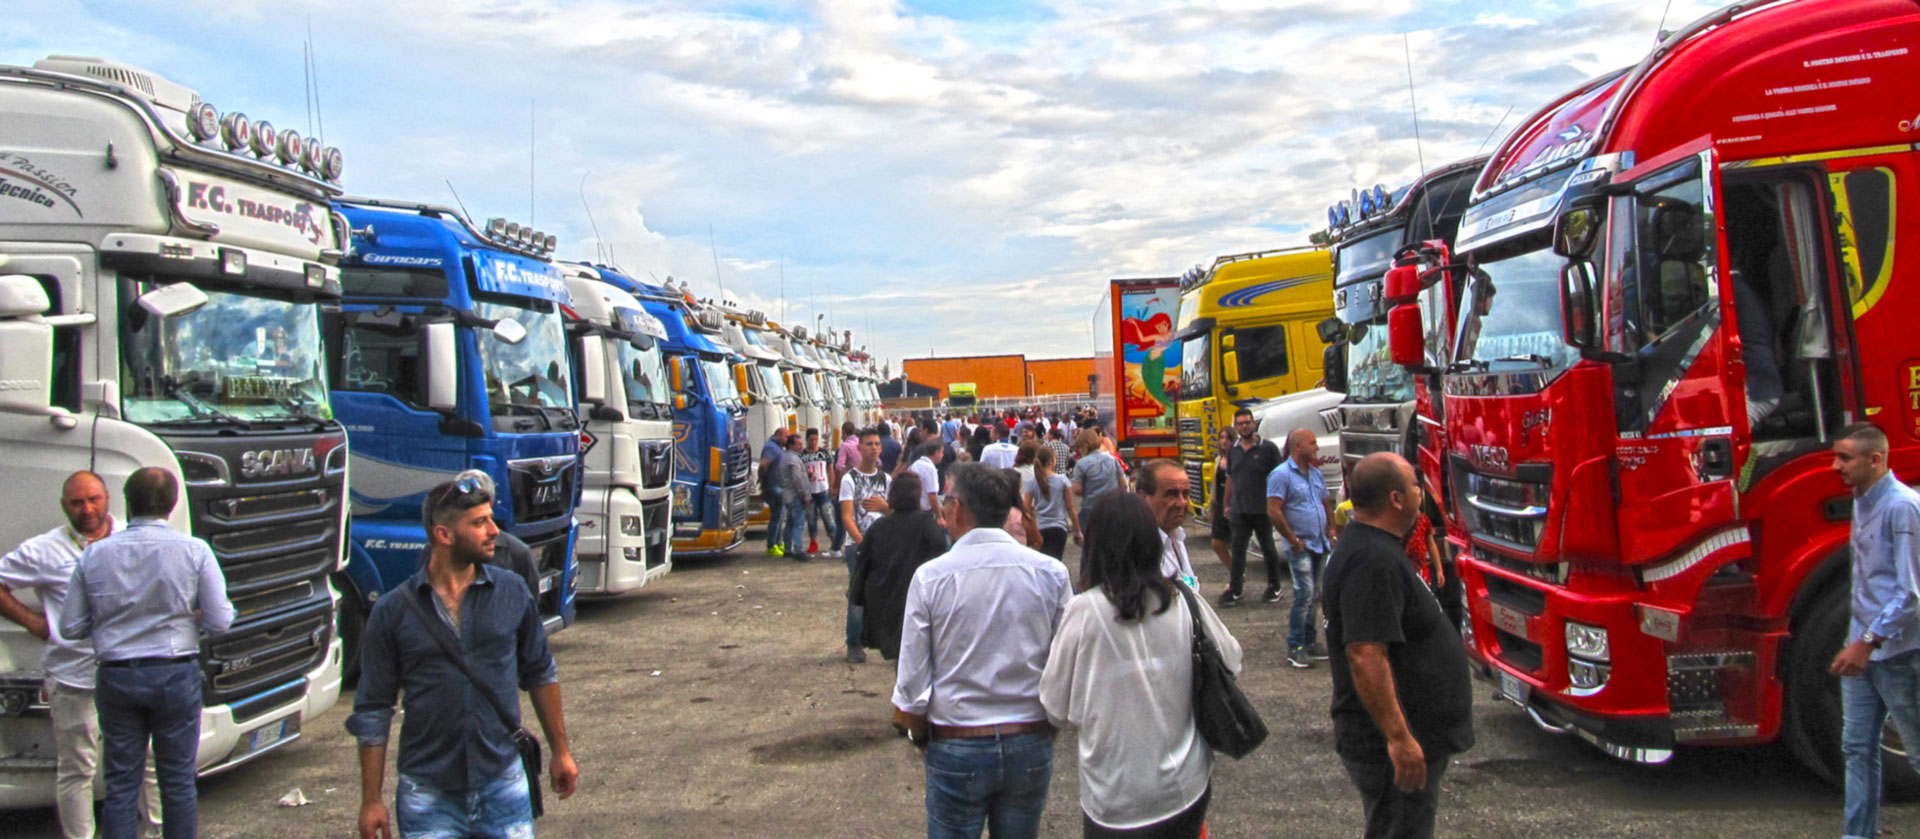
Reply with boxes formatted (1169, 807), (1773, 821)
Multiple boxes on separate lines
(1470, 444), (1510, 471)
(240, 448), (317, 479)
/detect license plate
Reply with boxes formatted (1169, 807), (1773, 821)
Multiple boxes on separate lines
(1498, 671), (1529, 706)
(1488, 601), (1530, 641)
(539, 574), (555, 594)
(244, 718), (297, 755)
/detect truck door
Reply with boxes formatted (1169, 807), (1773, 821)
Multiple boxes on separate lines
(1602, 138), (1744, 564)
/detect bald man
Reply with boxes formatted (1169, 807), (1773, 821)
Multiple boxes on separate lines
(0, 472), (160, 839)
(1267, 428), (1335, 668)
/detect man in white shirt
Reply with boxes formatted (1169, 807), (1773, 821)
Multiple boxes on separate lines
(1135, 460), (1198, 590)
(0, 472), (161, 839)
(893, 463), (1073, 839)
(907, 442), (944, 517)
(979, 424), (1020, 470)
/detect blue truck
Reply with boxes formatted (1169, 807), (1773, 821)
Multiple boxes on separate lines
(591, 274), (751, 555)
(325, 199), (581, 677)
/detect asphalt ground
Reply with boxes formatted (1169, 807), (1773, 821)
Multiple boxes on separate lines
(6, 526), (1917, 838)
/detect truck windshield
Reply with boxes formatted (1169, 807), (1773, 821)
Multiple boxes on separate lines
(475, 301), (574, 414)
(1180, 334), (1211, 399)
(617, 339), (671, 415)
(700, 357), (742, 404)
(122, 287), (330, 426)
(1452, 244), (1580, 371)
(758, 363), (793, 401)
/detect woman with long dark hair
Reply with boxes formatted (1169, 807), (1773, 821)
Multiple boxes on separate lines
(1041, 493), (1242, 839)
(967, 425), (991, 465)
(848, 471), (949, 660)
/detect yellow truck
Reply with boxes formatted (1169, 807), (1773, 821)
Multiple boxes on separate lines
(1173, 246), (1337, 517)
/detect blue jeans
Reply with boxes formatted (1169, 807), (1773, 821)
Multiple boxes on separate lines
(844, 549), (864, 647)
(783, 496), (809, 555)
(765, 494), (785, 548)
(396, 758), (533, 839)
(1286, 549), (1326, 651)
(924, 731), (1053, 839)
(1843, 649), (1920, 839)
(809, 490), (844, 549)
(96, 659), (200, 839)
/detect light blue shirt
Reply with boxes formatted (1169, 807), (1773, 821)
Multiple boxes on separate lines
(1266, 458), (1330, 555)
(61, 518), (234, 662)
(1851, 473), (1920, 661)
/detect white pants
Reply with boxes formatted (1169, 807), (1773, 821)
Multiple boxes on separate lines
(50, 681), (162, 839)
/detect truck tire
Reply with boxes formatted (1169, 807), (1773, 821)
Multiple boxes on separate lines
(1782, 582), (1920, 800)
(335, 574), (368, 686)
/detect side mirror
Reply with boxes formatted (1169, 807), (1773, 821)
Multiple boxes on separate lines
(1322, 343), (1348, 394)
(734, 364), (752, 398)
(674, 393), (688, 411)
(1553, 204), (1604, 259)
(423, 322), (458, 413)
(1560, 262), (1599, 350)
(577, 337), (609, 405)
(0, 274), (51, 318)
(0, 275), (54, 417)
(1222, 350), (1241, 384)
(491, 317), (528, 345)
(669, 356), (686, 393)
(1388, 303), (1425, 368)
(1316, 316), (1345, 346)
(137, 282), (209, 318)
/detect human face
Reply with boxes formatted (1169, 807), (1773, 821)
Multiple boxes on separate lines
(1290, 431), (1320, 464)
(1145, 466), (1189, 531)
(806, 433), (820, 452)
(61, 475), (109, 537)
(860, 435), (881, 467)
(1392, 460), (1424, 532)
(1832, 438), (1885, 492)
(1233, 413), (1256, 439)
(439, 503), (499, 568)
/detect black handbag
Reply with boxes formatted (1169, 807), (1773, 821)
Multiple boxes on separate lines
(401, 587), (546, 819)
(1174, 582), (1268, 759)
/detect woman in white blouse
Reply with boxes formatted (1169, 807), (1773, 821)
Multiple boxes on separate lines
(1040, 492), (1244, 838)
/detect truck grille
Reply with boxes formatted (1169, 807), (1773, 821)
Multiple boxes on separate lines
(203, 604), (332, 709)
(508, 456), (579, 525)
(1451, 458), (1550, 557)
(726, 443), (752, 483)
(641, 441), (673, 488)
(1185, 461), (1206, 507)
(1177, 417), (1202, 435)
(725, 482), (750, 529)
(525, 530), (570, 620)
(642, 496), (671, 569)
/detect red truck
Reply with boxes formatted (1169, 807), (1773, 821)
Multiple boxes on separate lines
(1384, 0), (1920, 790)
(1091, 277), (1182, 464)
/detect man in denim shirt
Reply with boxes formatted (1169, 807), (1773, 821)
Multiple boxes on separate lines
(348, 479), (579, 838)
(1829, 423), (1920, 839)
(1267, 428), (1335, 669)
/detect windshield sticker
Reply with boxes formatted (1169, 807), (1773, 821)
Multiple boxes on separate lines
(1765, 77), (1872, 97)
(473, 251), (569, 301)
(182, 179), (327, 245)
(1802, 47), (1909, 68)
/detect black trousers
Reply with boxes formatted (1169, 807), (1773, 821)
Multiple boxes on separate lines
(1039, 526), (1069, 560)
(1082, 785), (1209, 839)
(1227, 512), (1282, 596)
(1341, 756), (1451, 839)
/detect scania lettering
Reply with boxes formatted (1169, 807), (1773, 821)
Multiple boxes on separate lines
(560, 264), (675, 595)
(1383, 0), (1920, 790)
(326, 199), (581, 679)
(0, 56), (349, 805)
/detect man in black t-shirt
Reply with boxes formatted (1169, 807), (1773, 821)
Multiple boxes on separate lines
(1322, 452), (1473, 839)
(1220, 407), (1284, 606)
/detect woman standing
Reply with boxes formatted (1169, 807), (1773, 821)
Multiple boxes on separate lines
(848, 472), (949, 660)
(1023, 445), (1078, 560)
(1041, 493), (1242, 839)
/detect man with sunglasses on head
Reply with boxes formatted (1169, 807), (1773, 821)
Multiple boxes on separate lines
(348, 476), (579, 839)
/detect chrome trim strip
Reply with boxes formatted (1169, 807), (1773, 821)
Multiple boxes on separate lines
(1640, 526), (1750, 583)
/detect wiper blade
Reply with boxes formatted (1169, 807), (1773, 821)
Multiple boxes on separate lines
(163, 378), (253, 429)
(1492, 354), (1555, 367)
(1445, 359), (1489, 374)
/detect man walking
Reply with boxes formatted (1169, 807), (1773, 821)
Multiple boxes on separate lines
(1829, 423), (1920, 839)
(780, 433), (812, 560)
(1323, 453), (1472, 839)
(878, 423), (905, 474)
(62, 468), (235, 839)
(761, 427), (791, 557)
(1134, 459), (1197, 589)
(349, 477), (579, 839)
(840, 428), (893, 663)
(979, 424), (1020, 470)
(1269, 428), (1336, 668)
(803, 428), (841, 556)
(908, 441), (945, 516)
(1220, 407), (1284, 607)
(894, 463), (1073, 839)
(0, 472), (161, 839)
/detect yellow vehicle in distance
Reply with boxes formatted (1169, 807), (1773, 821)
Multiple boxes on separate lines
(947, 383), (978, 411)
(1173, 246), (1336, 517)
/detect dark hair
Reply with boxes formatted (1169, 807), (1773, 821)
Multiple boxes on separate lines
(1032, 445), (1056, 501)
(916, 440), (944, 460)
(1048, 426), (1064, 440)
(877, 423), (893, 438)
(1840, 422), (1890, 455)
(1079, 493), (1173, 621)
(991, 423), (1007, 440)
(805, 427), (820, 438)
(921, 418), (938, 434)
(123, 467), (178, 519)
(1349, 453), (1408, 512)
(947, 462), (1014, 528)
(1233, 407), (1254, 420)
(889, 470), (924, 513)
(786, 433), (804, 449)
(842, 421), (858, 437)
(1015, 439), (1040, 467)
(905, 427), (925, 453)
(424, 478), (494, 530)
(860, 426), (881, 441)
(1133, 458), (1181, 497)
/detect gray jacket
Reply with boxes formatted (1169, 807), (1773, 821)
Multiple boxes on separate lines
(779, 450), (809, 505)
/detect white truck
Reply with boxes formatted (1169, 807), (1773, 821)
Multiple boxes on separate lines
(717, 306), (797, 529)
(560, 266), (674, 595)
(765, 324), (829, 441)
(1253, 388), (1347, 496)
(0, 56), (349, 806)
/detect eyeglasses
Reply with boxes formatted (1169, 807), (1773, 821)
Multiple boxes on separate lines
(432, 477), (493, 515)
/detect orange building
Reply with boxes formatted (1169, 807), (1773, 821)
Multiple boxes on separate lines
(900, 355), (1095, 400)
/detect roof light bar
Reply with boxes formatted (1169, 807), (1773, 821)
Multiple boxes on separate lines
(481, 216), (555, 258)
(182, 100), (343, 184)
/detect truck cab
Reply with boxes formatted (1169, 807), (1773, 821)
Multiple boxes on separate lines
(765, 324), (829, 439)
(0, 56), (349, 800)
(1170, 250), (1336, 515)
(327, 200), (581, 674)
(559, 265), (674, 595)
(719, 306), (797, 530)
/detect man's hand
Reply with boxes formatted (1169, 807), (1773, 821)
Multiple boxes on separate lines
(861, 497), (889, 514)
(21, 613), (49, 641)
(892, 706), (929, 751)
(1831, 639), (1874, 678)
(1387, 733), (1428, 792)
(551, 750), (579, 799)
(358, 801), (391, 839)
(1287, 534), (1306, 554)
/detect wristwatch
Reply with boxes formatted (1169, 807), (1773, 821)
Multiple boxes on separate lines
(1863, 631), (1886, 649)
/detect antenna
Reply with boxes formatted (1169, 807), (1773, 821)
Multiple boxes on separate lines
(301, 38), (313, 137)
(1415, 103), (1514, 247)
(444, 180), (472, 222)
(708, 224), (725, 299)
(529, 98), (536, 227)
(1403, 33), (1427, 176)
(1655, 0), (1676, 43)
(306, 17), (325, 145)
(579, 173), (604, 264)
(779, 254), (786, 324)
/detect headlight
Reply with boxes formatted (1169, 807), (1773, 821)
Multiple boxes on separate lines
(620, 514), (643, 537)
(1565, 621), (1610, 662)
(1568, 658), (1610, 691)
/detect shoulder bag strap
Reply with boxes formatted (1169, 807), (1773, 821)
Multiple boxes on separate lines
(1173, 581), (1214, 656)
(400, 584), (525, 737)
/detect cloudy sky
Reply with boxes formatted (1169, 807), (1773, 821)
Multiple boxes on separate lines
(10, 0), (1723, 366)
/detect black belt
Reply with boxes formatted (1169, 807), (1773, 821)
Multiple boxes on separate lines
(101, 656), (196, 668)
